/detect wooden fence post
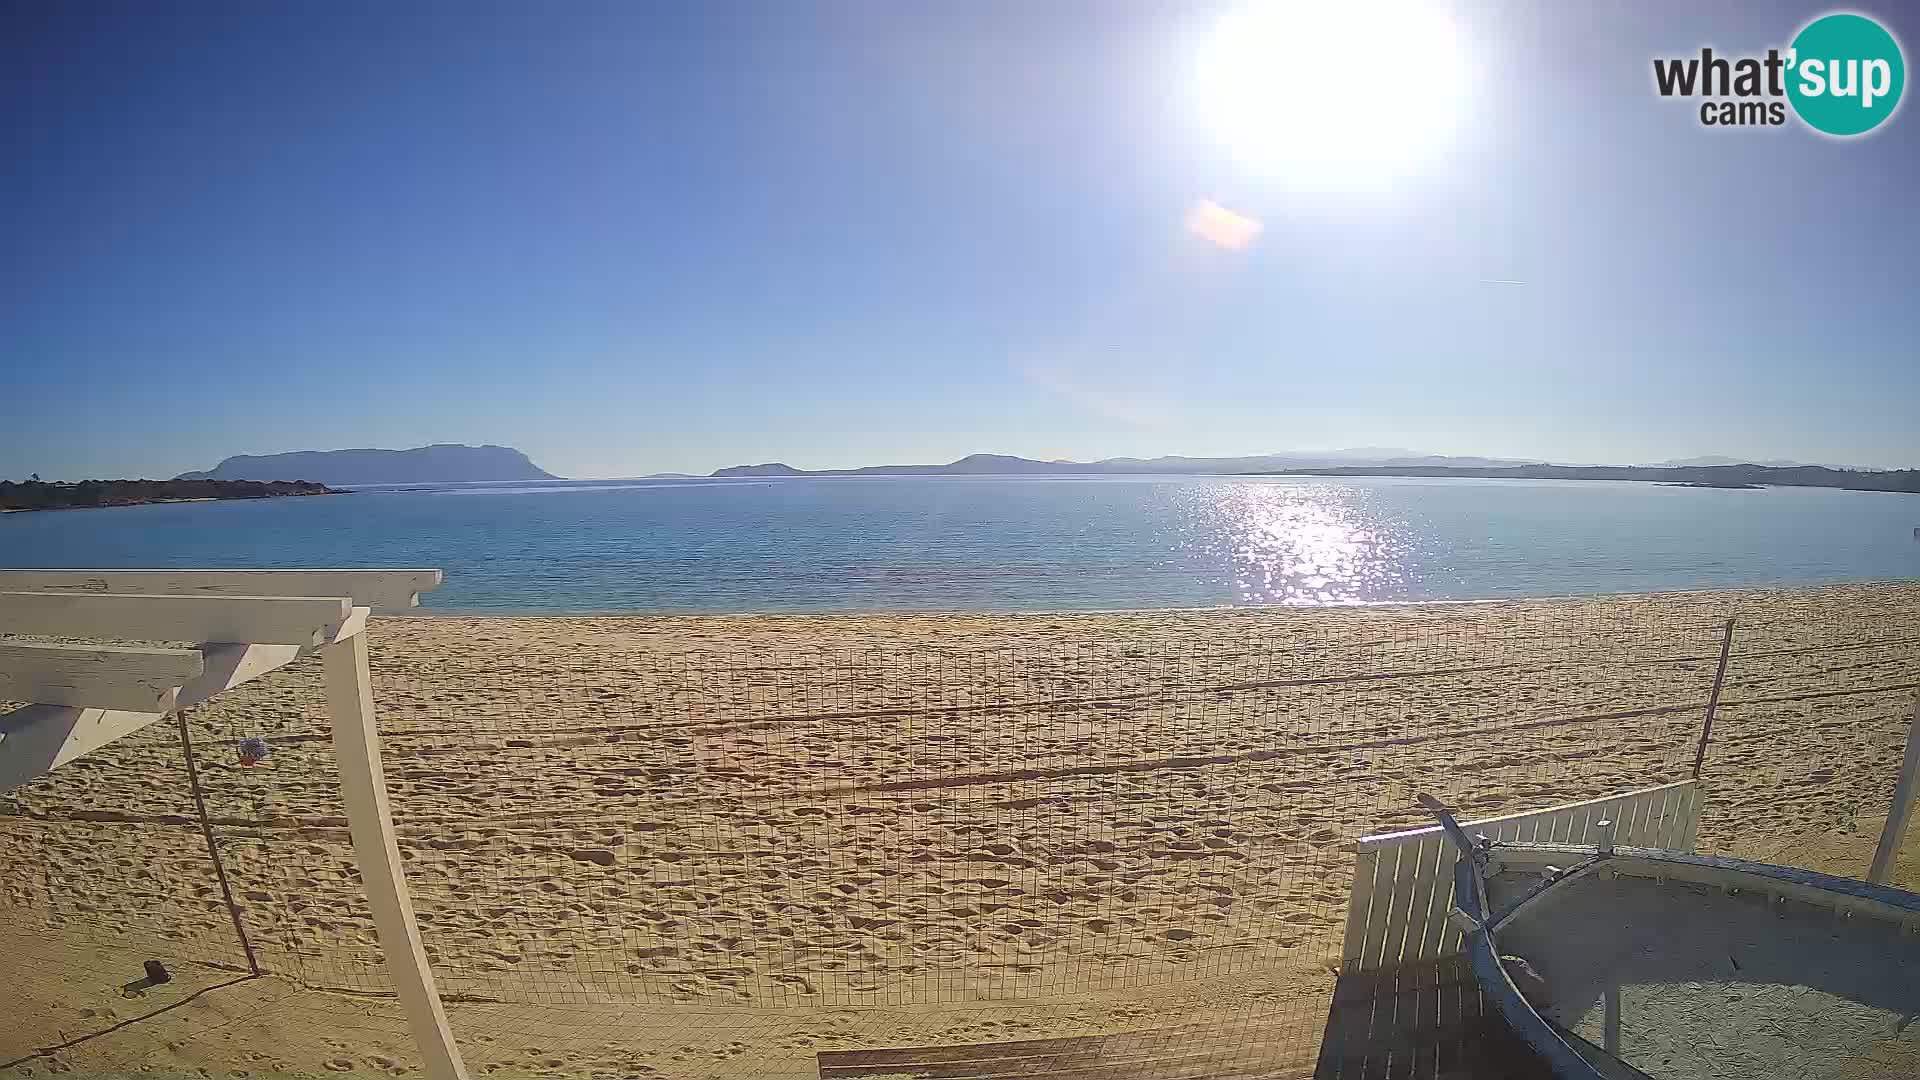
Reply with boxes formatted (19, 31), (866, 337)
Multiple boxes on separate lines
(176, 707), (261, 976)
(1691, 619), (1736, 780)
(324, 630), (469, 1079)
(1868, 695), (1920, 885)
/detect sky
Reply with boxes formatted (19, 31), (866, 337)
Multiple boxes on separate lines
(5, 0), (1918, 481)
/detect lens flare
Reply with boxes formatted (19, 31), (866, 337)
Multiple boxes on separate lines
(1185, 199), (1264, 251)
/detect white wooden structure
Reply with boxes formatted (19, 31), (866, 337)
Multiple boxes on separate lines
(1341, 780), (1701, 975)
(0, 569), (469, 1080)
(1869, 695), (1920, 885)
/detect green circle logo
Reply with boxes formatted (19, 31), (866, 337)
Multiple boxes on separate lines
(1787, 13), (1905, 136)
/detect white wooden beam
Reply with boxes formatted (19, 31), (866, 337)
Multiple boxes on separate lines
(0, 705), (168, 787)
(0, 607), (371, 790)
(1869, 696), (1920, 884)
(0, 642), (203, 712)
(324, 631), (469, 1079)
(0, 570), (442, 611)
(0, 591), (351, 646)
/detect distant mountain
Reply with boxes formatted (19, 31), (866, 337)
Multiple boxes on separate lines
(1254, 463), (1920, 494)
(641, 472), (698, 479)
(177, 444), (560, 485)
(702, 451), (1918, 494)
(714, 463), (808, 477)
(1640, 455), (1754, 468)
(1638, 455), (1874, 470)
(709, 450), (1544, 478)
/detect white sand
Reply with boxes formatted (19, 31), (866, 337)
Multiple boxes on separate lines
(4, 583), (1917, 1078)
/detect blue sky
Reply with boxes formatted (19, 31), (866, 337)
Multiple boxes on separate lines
(6, 1), (1918, 480)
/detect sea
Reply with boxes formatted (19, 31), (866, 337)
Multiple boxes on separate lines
(2, 475), (1916, 613)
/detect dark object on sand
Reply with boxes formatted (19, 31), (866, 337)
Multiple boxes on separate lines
(237, 736), (270, 766)
(121, 960), (171, 996)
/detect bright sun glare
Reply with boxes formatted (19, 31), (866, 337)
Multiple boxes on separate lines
(1192, 1), (1470, 185)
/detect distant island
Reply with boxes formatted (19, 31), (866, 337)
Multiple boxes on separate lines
(1, 478), (337, 513)
(1252, 463), (1920, 494)
(706, 452), (1920, 495)
(177, 443), (559, 485)
(711, 450), (1542, 478)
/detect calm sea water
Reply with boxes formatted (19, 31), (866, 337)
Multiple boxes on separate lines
(1, 476), (1915, 612)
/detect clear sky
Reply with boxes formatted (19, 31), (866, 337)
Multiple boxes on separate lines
(6, 1), (1917, 480)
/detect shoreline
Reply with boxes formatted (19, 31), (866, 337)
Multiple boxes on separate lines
(386, 577), (1920, 619)
(0, 488), (340, 514)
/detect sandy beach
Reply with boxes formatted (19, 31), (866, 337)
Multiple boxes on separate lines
(4, 583), (1918, 1078)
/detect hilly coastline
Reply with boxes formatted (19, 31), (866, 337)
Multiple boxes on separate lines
(1260, 462), (1920, 494)
(709, 452), (1920, 494)
(712, 450), (1541, 478)
(177, 444), (559, 485)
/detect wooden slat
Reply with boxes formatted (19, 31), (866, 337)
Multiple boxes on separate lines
(1678, 783), (1700, 852)
(1553, 804), (1581, 845)
(1414, 833), (1456, 965)
(1618, 791), (1647, 845)
(1590, 800), (1613, 842)
(1360, 843), (1403, 971)
(0, 641), (203, 711)
(1654, 785), (1679, 846)
(1665, 784), (1686, 846)
(1640, 788), (1664, 844)
(1538, 807), (1563, 843)
(0, 569), (441, 611)
(1668, 785), (1688, 847)
(1639, 786), (1664, 846)
(1391, 834), (1442, 969)
(0, 591), (350, 645)
(1341, 849), (1378, 971)
(1574, 801), (1602, 845)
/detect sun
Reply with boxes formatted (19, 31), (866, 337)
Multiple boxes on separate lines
(1190, 1), (1471, 186)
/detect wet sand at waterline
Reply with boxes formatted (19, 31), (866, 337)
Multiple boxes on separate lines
(4, 583), (1918, 1078)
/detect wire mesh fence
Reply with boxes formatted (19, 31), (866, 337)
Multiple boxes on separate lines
(1692, 603), (1920, 873)
(0, 714), (256, 977)
(0, 651), (426, 1077)
(378, 623), (1712, 1012)
(1, 583), (1915, 1078)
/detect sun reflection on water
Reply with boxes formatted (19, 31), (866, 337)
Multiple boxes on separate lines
(1179, 482), (1413, 605)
